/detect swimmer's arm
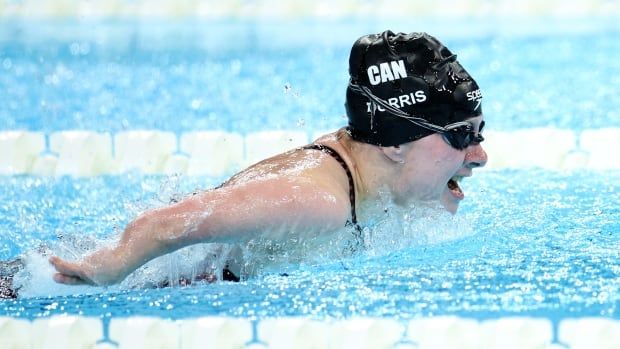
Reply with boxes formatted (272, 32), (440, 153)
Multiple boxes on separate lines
(50, 179), (350, 286)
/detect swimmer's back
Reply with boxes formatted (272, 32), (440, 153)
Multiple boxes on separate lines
(206, 131), (356, 235)
(221, 131), (353, 203)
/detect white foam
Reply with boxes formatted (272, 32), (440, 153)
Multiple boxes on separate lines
(13, 250), (99, 298)
(244, 130), (308, 165)
(558, 317), (620, 349)
(31, 316), (102, 349)
(49, 131), (114, 176)
(109, 317), (179, 349)
(0, 317), (31, 348)
(359, 197), (475, 257)
(120, 243), (234, 289)
(180, 131), (244, 176)
(180, 317), (252, 349)
(0, 131), (45, 174)
(114, 130), (177, 174)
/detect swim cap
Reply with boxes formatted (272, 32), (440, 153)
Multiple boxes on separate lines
(345, 31), (483, 147)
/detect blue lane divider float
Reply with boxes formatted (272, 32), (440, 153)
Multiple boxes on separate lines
(0, 128), (619, 177)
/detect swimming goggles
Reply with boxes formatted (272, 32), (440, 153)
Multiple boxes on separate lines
(349, 83), (485, 150)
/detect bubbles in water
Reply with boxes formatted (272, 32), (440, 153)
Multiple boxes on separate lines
(2, 58), (11, 70)
(358, 194), (475, 257)
(69, 42), (90, 56)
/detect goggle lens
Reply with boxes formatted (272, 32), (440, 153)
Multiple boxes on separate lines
(442, 121), (485, 150)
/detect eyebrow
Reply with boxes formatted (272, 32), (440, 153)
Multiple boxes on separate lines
(478, 120), (485, 133)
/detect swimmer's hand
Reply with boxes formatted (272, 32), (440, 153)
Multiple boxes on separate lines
(49, 248), (125, 286)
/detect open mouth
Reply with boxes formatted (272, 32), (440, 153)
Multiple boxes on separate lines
(447, 176), (465, 200)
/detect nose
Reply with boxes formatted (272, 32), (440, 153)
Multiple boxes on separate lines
(465, 143), (488, 168)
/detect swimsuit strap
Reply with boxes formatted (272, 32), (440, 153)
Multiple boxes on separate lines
(302, 144), (363, 238)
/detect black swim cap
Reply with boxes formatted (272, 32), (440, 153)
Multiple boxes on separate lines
(345, 31), (483, 147)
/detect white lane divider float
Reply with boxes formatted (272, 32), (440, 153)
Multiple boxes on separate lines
(0, 131), (45, 175)
(49, 131), (114, 177)
(108, 316), (179, 349)
(114, 130), (178, 174)
(408, 316), (481, 349)
(31, 316), (103, 349)
(0, 316), (31, 348)
(179, 317), (252, 349)
(479, 317), (553, 349)
(180, 131), (244, 177)
(0, 128), (619, 176)
(329, 318), (404, 349)
(558, 317), (620, 349)
(0, 315), (619, 348)
(257, 317), (331, 349)
(483, 128), (577, 170)
(579, 128), (620, 170)
(244, 130), (308, 166)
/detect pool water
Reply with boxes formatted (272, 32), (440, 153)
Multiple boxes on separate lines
(1, 20), (619, 323)
(1, 170), (618, 321)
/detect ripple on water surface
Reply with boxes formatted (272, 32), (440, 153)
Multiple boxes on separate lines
(1, 170), (618, 321)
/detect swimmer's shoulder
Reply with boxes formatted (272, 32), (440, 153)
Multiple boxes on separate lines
(224, 129), (351, 188)
(212, 132), (354, 226)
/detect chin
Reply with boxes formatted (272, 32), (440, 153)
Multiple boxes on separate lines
(440, 191), (460, 214)
(442, 201), (459, 214)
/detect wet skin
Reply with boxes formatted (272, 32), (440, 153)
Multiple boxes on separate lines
(49, 119), (487, 286)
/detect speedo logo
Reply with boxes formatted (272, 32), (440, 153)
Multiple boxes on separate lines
(366, 91), (427, 112)
(367, 60), (407, 85)
(466, 89), (483, 110)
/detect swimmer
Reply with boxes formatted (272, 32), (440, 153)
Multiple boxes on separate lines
(1, 31), (487, 296)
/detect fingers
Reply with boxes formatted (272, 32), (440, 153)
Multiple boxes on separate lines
(49, 256), (78, 276)
(49, 256), (95, 286)
(52, 273), (92, 286)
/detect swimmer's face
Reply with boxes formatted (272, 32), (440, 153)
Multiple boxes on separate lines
(391, 115), (487, 213)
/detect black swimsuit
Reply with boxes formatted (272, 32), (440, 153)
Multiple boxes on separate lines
(302, 144), (364, 239)
(223, 143), (364, 282)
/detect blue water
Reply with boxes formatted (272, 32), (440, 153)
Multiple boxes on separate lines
(1, 20), (619, 321)
(1, 171), (618, 320)
(1, 20), (619, 133)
